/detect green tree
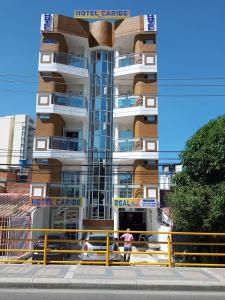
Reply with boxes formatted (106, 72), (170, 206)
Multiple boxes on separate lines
(167, 115), (225, 232)
(181, 115), (225, 184)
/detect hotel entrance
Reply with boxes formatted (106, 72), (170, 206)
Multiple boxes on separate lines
(52, 207), (79, 239)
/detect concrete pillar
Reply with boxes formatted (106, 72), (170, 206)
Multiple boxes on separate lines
(114, 85), (119, 108)
(114, 122), (119, 151)
(115, 50), (119, 68)
(78, 207), (84, 239)
(113, 208), (119, 238)
(146, 209), (152, 231)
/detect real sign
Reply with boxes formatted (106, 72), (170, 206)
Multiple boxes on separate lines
(144, 14), (157, 31)
(112, 198), (157, 208)
(113, 198), (141, 208)
(40, 14), (54, 31)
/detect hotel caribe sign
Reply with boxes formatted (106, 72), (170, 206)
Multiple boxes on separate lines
(74, 10), (130, 19)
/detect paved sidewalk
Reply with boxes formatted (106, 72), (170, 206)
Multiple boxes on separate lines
(0, 264), (225, 291)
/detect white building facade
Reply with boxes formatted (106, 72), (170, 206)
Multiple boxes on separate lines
(0, 115), (35, 169)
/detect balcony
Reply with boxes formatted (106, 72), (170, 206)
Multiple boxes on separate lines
(114, 52), (157, 77)
(30, 182), (86, 201)
(48, 183), (86, 198)
(36, 93), (88, 120)
(33, 136), (87, 163)
(39, 51), (88, 78)
(113, 184), (158, 208)
(114, 95), (158, 119)
(114, 184), (158, 198)
(113, 138), (158, 161)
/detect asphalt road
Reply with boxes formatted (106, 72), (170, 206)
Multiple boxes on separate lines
(1, 289), (225, 300)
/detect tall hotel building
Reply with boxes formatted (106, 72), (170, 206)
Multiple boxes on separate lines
(31, 12), (159, 234)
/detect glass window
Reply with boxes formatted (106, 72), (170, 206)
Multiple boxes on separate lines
(88, 49), (114, 219)
(39, 114), (50, 121)
(36, 159), (48, 165)
(144, 116), (156, 123)
(62, 172), (80, 185)
(43, 38), (57, 44)
(119, 130), (132, 138)
(143, 39), (154, 44)
(145, 74), (156, 80)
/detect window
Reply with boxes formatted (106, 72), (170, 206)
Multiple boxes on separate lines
(43, 38), (57, 44)
(118, 174), (133, 198)
(39, 114), (50, 121)
(36, 159), (48, 165)
(119, 129), (132, 138)
(62, 172), (80, 185)
(143, 39), (154, 45)
(144, 116), (156, 123)
(144, 160), (155, 165)
(144, 74), (156, 80)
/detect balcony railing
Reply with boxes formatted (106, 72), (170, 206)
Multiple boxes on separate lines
(52, 93), (87, 109)
(116, 53), (142, 67)
(114, 138), (157, 152)
(113, 184), (142, 198)
(114, 95), (143, 109)
(54, 52), (87, 68)
(49, 137), (86, 152)
(113, 184), (158, 201)
(115, 52), (156, 68)
(40, 51), (88, 69)
(48, 183), (86, 198)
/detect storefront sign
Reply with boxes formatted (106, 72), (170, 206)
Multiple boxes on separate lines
(40, 14), (54, 31)
(112, 198), (157, 208)
(144, 14), (157, 31)
(74, 10), (130, 19)
(30, 197), (82, 207)
(140, 199), (157, 208)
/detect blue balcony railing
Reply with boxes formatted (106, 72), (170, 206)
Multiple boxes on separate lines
(113, 184), (144, 198)
(52, 93), (87, 109)
(48, 183), (86, 198)
(114, 138), (142, 152)
(114, 138), (157, 152)
(49, 137), (86, 152)
(114, 95), (143, 108)
(53, 52), (88, 69)
(116, 53), (143, 68)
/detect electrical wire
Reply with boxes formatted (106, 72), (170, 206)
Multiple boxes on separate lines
(2, 77), (225, 87)
(1, 88), (225, 98)
(2, 72), (225, 81)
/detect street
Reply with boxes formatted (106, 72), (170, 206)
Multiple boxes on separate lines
(0, 289), (225, 300)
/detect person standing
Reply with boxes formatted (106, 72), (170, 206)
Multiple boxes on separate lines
(120, 228), (134, 262)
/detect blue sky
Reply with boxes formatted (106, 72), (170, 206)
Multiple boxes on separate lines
(0, 0), (225, 162)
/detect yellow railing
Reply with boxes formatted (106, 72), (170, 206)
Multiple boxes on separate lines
(0, 228), (225, 267)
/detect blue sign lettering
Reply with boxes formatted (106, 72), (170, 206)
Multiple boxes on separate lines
(147, 15), (155, 31)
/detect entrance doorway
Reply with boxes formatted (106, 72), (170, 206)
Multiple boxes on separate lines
(52, 208), (79, 239)
(119, 210), (146, 239)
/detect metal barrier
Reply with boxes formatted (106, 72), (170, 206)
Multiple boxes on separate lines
(0, 229), (225, 267)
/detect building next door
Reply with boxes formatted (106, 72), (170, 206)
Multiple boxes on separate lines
(52, 207), (79, 239)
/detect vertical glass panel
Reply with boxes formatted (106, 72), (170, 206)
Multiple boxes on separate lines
(87, 49), (114, 220)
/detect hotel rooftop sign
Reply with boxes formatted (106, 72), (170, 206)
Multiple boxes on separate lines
(74, 10), (130, 19)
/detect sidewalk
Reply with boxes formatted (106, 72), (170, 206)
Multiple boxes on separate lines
(0, 264), (225, 291)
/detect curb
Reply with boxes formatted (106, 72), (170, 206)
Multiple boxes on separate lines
(0, 280), (225, 291)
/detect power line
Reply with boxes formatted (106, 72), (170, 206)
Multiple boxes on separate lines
(2, 77), (225, 87)
(0, 160), (181, 167)
(0, 148), (181, 153)
(2, 72), (225, 81)
(1, 88), (225, 98)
